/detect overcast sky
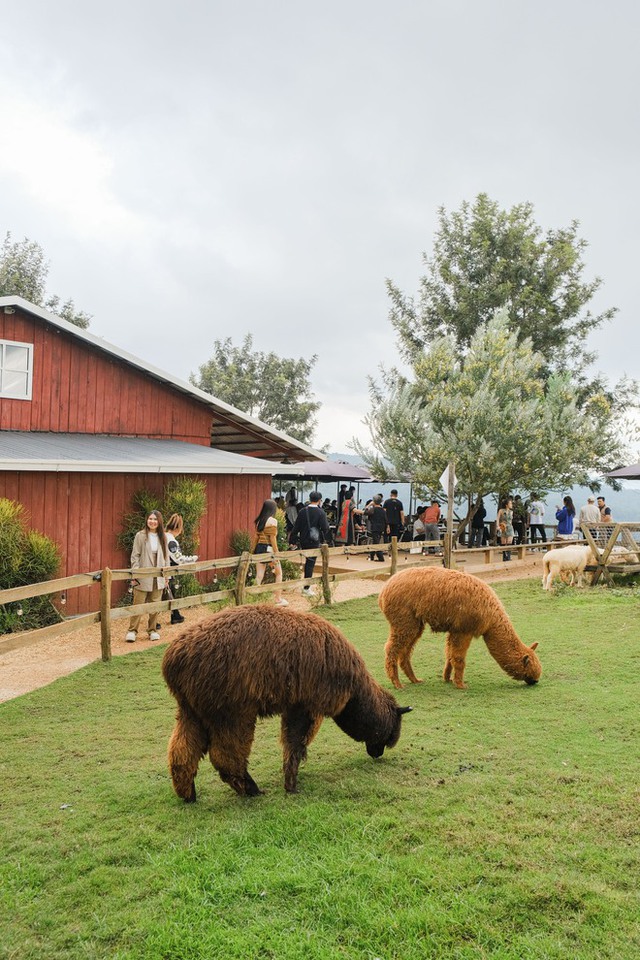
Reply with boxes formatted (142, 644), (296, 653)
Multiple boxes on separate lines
(2, 1), (638, 454)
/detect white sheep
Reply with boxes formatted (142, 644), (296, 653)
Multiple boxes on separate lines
(542, 544), (596, 590)
(609, 545), (639, 565)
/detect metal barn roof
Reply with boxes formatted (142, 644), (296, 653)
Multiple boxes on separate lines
(0, 431), (299, 475)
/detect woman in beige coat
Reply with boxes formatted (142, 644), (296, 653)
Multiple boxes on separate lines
(125, 510), (170, 642)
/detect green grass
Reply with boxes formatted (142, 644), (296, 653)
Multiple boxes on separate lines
(1, 581), (639, 959)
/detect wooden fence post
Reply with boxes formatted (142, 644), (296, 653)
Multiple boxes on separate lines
(390, 537), (398, 577)
(235, 552), (251, 606)
(99, 567), (112, 662)
(321, 544), (332, 605)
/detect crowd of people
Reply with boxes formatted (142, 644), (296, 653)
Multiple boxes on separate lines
(279, 486), (443, 560)
(478, 492), (614, 561)
(122, 491), (617, 639)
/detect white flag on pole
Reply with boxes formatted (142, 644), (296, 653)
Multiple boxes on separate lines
(439, 465), (457, 491)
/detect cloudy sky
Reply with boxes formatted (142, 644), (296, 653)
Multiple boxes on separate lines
(2, 1), (638, 453)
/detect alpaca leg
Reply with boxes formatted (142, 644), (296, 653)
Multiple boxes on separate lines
(384, 614), (423, 689)
(398, 634), (424, 685)
(209, 713), (262, 796)
(281, 707), (324, 793)
(443, 637), (453, 683)
(443, 633), (473, 689)
(167, 707), (209, 803)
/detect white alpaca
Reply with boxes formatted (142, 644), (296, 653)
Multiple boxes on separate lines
(542, 545), (595, 590)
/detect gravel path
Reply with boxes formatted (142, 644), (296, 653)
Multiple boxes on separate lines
(0, 559), (541, 703)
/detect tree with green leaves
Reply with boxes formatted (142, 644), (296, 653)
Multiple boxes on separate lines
(387, 193), (615, 382)
(190, 334), (320, 445)
(0, 232), (91, 329)
(354, 311), (634, 531)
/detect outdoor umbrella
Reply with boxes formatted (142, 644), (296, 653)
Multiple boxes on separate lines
(273, 460), (374, 483)
(606, 464), (640, 480)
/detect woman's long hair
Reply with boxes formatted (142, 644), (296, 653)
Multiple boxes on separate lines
(255, 499), (277, 532)
(166, 513), (184, 536)
(563, 495), (576, 516)
(145, 510), (168, 558)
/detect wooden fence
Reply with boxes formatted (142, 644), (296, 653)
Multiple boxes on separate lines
(2, 525), (638, 661)
(0, 543), (401, 660)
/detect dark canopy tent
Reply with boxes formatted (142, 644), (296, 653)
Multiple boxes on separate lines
(607, 464), (640, 480)
(274, 460), (374, 483)
(272, 460), (374, 509)
(273, 460), (422, 514)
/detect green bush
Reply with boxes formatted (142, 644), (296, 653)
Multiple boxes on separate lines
(0, 498), (62, 633)
(161, 476), (207, 555)
(229, 528), (252, 556)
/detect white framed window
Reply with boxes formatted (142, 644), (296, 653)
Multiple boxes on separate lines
(0, 339), (34, 400)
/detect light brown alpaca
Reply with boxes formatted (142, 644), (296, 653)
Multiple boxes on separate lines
(379, 567), (541, 690)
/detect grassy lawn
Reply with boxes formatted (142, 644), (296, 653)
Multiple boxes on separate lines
(1, 580), (639, 959)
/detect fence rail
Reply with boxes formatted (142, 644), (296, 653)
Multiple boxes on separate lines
(2, 525), (638, 660)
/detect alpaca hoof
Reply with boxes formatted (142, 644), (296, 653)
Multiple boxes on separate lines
(390, 678), (403, 690)
(409, 677), (424, 685)
(183, 784), (197, 803)
(454, 682), (468, 690)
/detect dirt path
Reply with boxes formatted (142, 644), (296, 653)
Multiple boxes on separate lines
(0, 559), (541, 703)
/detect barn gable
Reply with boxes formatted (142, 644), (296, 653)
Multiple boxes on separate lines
(0, 296), (324, 462)
(0, 296), (321, 614)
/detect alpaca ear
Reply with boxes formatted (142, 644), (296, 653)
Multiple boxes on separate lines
(397, 705), (413, 715)
(530, 642), (539, 651)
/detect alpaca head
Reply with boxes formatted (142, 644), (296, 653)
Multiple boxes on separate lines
(365, 705), (412, 758)
(519, 641), (541, 685)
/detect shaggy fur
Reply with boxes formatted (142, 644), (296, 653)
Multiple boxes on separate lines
(162, 604), (410, 801)
(542, 544), (595, 590)
(378, 567), (541, 690)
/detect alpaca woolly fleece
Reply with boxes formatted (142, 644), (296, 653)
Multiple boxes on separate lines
(162, 604), (410, 801)
(379, 566), (541, 689)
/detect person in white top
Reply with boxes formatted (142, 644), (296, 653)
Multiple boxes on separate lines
(165, 513), (199, 625)
(527, 495), (547, 544)
(579, 496), (601, 526)
(126, 510), (170, 642)
(577, 495), (603, 544)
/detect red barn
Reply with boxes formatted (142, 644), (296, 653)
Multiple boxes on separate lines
(0, 296), (322, 613)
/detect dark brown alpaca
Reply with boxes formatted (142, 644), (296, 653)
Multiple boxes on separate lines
(379, 567), (542, 690)
(162, 605), (410, 801)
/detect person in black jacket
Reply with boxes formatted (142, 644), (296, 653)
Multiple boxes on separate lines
(383, 490), (405, 540)
(288, 490), (333, 596)
(366, 494), (388, 561)
(470, 498), (487, 548)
